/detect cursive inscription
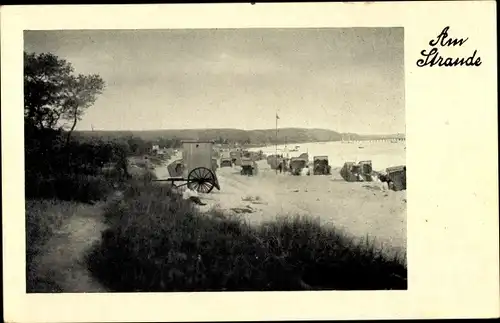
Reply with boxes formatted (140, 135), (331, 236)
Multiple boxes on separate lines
(417, 26), (481, 67)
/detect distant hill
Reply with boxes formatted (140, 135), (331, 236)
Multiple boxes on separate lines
(75, 128), (404, 145)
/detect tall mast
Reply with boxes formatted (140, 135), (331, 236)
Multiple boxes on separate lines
(285, 136), (288, 159)
(275, 112), (278, 174)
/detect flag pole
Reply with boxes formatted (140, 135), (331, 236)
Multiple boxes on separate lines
(275, 112), (278, 174)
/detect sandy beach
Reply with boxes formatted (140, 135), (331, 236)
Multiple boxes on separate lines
(154, 142), (407, 255)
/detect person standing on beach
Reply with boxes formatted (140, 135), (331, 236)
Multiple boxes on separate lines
(278, 161), (283, 174)
(300, 165), (310, 176)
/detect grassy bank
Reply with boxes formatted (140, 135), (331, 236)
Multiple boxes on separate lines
(87, 182), (407, 292)
(26, 159), (157, 293)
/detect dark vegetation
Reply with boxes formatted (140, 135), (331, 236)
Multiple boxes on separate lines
(24, 52), (161, 292)
(24, 51), (163, 203)
(26, 51), (406, 293)
(87, 182), (407, 292)
(25, 51), (113, 203)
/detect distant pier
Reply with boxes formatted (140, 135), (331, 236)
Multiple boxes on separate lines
(342, 138), (406, 144)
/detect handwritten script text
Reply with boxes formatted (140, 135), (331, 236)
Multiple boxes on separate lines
(416, 26), (481, 67)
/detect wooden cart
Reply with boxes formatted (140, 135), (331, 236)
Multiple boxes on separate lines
(153, 140), (220, 193)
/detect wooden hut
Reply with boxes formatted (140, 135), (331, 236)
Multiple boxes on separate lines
(181, 140), (217, 177)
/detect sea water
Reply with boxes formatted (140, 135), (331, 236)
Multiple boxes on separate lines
(249, 141), (406, 171)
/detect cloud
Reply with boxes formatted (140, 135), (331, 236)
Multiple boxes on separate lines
(25, 28), (404, 133)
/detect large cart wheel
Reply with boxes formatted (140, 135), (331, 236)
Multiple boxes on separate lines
(187, 167), (216, 193)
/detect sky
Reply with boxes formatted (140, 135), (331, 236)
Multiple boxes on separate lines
(24, 28), (405, 134)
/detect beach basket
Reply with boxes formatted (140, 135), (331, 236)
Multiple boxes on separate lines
(359, 160), (373, 181)
(340, 162), (359, 182)
(268, 156), (281, 170)
(386, 166), (406, 191)
(167, 159), (184, 177)
(290, 158), (307, 175)
(230, 152), (242, 166)
(313, 156), (331, 175)
(298, 152), (309, 160)
(240, 158), (257, 176)
(220, 158), (232, 167)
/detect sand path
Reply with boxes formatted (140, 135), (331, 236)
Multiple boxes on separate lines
(31, 204), (109, 292)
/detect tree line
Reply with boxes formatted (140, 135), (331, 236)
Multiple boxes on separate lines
(24, 51), (131, 201)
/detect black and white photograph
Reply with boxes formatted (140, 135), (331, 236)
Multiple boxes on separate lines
(24, 27), (407, 293)
(2, 2), (499, 322)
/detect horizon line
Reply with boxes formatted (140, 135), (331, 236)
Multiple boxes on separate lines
(76, 127), (405, 137)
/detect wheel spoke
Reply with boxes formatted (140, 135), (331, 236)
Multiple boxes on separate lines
(192, 168), (199, 180)
(186, 167), (216, 193)
(202, 182), (212, 193)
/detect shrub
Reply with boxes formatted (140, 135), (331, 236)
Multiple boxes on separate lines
(24, 124), (130, 203)
(87, 184), (407, 292)
(25, 174), (114, 203)
(255, 216), (407, 290)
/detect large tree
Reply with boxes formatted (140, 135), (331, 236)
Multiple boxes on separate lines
(24, 51), (105, 144)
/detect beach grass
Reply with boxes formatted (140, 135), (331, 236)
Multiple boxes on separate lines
(87, 181), (407, 292)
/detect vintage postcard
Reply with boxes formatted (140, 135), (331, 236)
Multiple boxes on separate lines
(1, 2), (498, 322)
